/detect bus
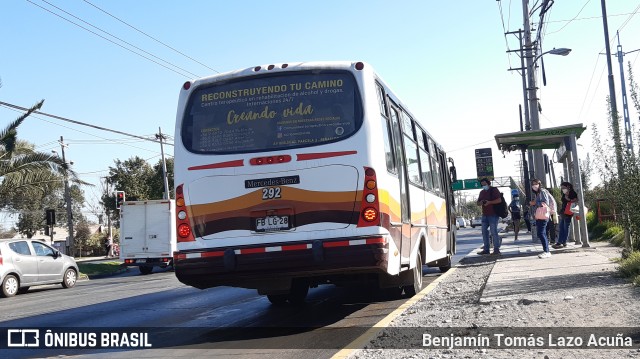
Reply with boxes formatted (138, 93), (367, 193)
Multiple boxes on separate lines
(172, 61), (457, 305)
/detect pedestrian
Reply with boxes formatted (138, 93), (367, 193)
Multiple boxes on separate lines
(508, 195), (521, 240)
(529, 178), (552, 258)
(105, 237), (112, 258)
(523, 206), (532, 233)
(553, 181), (578, 248)
(476, 178), (502, 255)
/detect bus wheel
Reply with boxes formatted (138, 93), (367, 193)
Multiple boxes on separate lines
(403, 252), (423, 297)
(267, 294), (288, 305)
(287, 280), (309, 305)
(439, 255), (452, 273)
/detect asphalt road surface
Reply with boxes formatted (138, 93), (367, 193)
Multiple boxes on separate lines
(0, 228), (483, 359)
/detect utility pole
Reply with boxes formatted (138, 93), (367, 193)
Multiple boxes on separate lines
(601, 0), (631, 249)
(614, 31), (639, 154)
(59, 136), (75, 256)
(521, 0), (546, 187)
(155, 127), (171, 200)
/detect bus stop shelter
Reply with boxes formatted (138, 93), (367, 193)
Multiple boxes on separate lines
(494, 124), (589, 247)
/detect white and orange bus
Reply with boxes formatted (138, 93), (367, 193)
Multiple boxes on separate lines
(172, 61), (457, 304)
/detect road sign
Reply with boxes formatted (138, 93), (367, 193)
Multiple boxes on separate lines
(452, 178), (483, 191)
(475, 147), (494, 179)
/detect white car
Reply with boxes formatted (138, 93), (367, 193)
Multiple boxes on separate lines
(456, 217), (466, 228)
(1, 238), (79, 297)
(471, 217), (482, 228)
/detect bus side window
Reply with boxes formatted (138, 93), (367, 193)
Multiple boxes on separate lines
(381, 116), (396, 173)
(428, 136), (442, 194)
(377, 83), (396, 174)
(404, 134), (421, 186)
(419, 148), (433, 190)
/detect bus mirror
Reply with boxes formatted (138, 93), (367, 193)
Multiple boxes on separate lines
(449, 166), (457, 182)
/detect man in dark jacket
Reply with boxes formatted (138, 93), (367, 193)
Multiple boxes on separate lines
(476, 178), (502, 255)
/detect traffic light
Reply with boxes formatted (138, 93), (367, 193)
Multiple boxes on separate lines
(115, 191), (126, 209)
(45, 209), (56, 226)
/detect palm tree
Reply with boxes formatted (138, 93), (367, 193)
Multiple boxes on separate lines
(0, 100), (78, 203)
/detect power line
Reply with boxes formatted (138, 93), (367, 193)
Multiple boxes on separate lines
(0, 100), (173, 147)
(81, 0), (220, 75)
(25, 0), (196, 79)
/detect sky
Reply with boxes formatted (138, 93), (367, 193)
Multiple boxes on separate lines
(1, 0), (640, 225)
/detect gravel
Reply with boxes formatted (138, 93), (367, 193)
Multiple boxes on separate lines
(351, 244), (640, 359)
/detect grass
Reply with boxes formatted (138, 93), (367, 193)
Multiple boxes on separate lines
(78, 261), (124, 277)
(617, 251), (640, 287)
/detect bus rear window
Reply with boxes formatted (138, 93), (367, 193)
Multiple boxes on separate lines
(181, 71), (362, 154)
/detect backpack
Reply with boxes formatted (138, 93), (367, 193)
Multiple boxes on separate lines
(509, 201), (521, 213)
(493, 191), (509, 219)
(545, 189), (557, 214)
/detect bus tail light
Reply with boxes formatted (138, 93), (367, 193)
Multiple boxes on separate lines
(175, 184), (195, 242)
(357, 167), (380, 227)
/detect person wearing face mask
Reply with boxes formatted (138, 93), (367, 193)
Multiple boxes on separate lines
(553, 182), (578, 248)
(476, 178), (502, 255)
(529, 178), (552, 258)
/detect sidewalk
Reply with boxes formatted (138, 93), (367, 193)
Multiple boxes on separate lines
(478, 231), (621, 303)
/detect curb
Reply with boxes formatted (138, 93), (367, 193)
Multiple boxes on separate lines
(330, 267), (458, 359)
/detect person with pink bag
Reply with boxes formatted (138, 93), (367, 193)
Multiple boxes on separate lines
(529, 178), (552, 258)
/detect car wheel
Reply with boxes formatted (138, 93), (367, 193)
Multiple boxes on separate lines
(403, 251), (423, 297)
(62, 268), (77, 288)
(139, 266), (153, 275)
(2, 274), (19, 297)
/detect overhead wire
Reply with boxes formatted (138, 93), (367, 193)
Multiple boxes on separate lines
(25, 0), (196, 79)
(81, 0), (219, 75)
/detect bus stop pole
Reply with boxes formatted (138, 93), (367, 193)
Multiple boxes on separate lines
(570, 133), (590, 247)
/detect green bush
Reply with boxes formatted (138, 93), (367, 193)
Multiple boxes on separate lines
(617, 251), (640, 285)
(586, 211), (598, 233)
(611, 232), (626, 247)
(602, 225), (623, 240)
(590, 223), (609, 240)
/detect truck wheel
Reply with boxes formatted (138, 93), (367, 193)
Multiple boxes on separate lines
(267, 294), (288, 305)
(403, 252), (423, 297)
(2, 275), (19, 297)
(139, 266), (153, 275)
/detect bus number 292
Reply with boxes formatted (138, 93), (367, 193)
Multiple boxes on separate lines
(262, 187), (281, 200)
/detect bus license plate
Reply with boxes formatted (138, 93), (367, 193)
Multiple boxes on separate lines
(256, 215), (289, 231)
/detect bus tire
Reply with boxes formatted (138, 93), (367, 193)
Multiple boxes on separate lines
(403, 252), (423, 297)
(439, 255), (452, 272)
(267, 294), (288, 305)
(287, 280), (309, 305)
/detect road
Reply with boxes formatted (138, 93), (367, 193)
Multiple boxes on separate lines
(1, 228), (483, 359)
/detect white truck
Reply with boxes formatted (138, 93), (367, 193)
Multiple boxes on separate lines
(119, 199), (176, 275)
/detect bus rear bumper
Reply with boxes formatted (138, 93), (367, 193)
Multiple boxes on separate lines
(173, 236), (389, 291)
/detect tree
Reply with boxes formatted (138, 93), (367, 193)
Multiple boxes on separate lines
(0, 101), (76, 202)
(105, 156), (155, 201)
(74, 220), (92, 256)
(149, 157), (174, 199)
